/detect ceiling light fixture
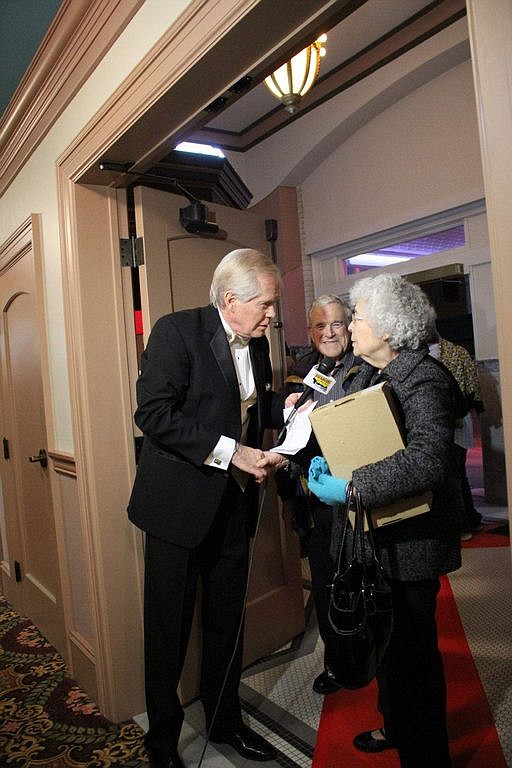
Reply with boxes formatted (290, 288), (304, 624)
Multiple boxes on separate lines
(264, 34), (327, 114)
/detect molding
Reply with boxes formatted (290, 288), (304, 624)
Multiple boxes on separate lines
(0, 216), (33, 272)
(49, 451), (77, 478)
(0, 0), (144, 198)
(69, 629), (95, 663)
(311, 199), (486, 262)
(67, 0), (346, 185)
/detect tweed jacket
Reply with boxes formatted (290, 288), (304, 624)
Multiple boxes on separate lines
(338, 346), (465, 581)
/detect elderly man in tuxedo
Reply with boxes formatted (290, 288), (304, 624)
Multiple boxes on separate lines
(128, 248), (290, 768)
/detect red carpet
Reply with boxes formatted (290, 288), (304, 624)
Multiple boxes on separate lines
(462, 522), (509, 549)
(313, 575), (507, 767)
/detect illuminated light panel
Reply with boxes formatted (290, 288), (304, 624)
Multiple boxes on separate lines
(175, 142), (225, 158)
(347, 253), (413, 267)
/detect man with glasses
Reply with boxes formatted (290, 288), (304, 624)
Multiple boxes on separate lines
(283, 295), (360, 695)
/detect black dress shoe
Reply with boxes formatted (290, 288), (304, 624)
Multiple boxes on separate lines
(210, 723), (277, 761)
(353, 729), (395, 753)
(147, 748), (185, 768)
(312, 668), (342, 695)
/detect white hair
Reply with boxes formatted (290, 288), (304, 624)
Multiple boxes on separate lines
(308, 294), (352, 326)
(209, 248), (280, 308)
(350, 273), (436, 350)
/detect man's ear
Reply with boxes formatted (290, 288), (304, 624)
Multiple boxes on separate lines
(224, 290), (237, 311)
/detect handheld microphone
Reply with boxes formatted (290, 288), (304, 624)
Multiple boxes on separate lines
(293, 355), (337, 411)
(276, 356), (337, 445)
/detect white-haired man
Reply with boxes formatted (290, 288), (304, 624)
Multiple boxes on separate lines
(282, 295), (360, 695)
(128, 249), (289, 768)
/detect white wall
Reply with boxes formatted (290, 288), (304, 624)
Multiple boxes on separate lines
(0, 0), (190, 452)
(301, 60), (484, 255)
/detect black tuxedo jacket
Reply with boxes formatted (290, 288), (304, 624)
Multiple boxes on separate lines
(128, 305), (284, 547)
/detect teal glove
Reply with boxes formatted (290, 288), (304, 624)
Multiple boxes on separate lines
(308, 456), (349, 505)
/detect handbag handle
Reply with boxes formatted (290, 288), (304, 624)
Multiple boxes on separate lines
(333, 483), (383, 576)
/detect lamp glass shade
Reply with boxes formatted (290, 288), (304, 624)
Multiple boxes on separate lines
(265, 39), (323, 113)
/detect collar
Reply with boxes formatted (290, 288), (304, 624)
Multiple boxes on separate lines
(375, 346), (430, 382)
(218, 309), (250, 346)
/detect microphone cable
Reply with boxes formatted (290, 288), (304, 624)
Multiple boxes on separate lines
(196, 477), (268, 768)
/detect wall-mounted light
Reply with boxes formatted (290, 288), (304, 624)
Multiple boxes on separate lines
(264, 34), (327, 114)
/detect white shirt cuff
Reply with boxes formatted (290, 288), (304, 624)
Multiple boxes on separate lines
(204, 435), (236, 470)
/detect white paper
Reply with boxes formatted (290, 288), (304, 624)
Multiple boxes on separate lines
(271, 401), (317, 455)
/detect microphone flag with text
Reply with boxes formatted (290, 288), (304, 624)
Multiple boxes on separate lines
(277, 356), (337, 445)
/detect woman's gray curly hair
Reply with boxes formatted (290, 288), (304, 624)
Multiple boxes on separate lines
(350, 273), (436, 350)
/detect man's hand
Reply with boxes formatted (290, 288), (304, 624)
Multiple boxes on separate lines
(256, 451), (290, 472)
(285, 391), (311, 410)
(231, 444), (268, 483)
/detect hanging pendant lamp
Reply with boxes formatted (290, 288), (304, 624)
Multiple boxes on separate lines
(265, 34), (327, 114)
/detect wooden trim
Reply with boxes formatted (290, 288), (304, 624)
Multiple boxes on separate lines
(63, 0), (345, 185)
(0, 217), (32, 272)
(69, 629), (95, 663)
(49, 451), (77, 478)
(0, 0), (144, 198)
(55, 0), (345, 722)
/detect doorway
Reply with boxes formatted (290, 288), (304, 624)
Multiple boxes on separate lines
(419, 272), (487, 521)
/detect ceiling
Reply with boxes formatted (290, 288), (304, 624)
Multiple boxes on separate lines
(189, 0), (465, 153)
(1, 0), (467, 202)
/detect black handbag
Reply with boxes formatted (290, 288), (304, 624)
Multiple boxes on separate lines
(327, 483), (393, 689)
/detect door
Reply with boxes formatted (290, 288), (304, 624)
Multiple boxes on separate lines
(128, 186), (304, 700)
(0, 217), (66, 655)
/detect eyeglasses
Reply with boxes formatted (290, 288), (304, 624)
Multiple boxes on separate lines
(312, 321), (345, 332)
(351, 313), (365, 323)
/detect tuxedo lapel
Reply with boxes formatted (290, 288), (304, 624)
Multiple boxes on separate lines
(207, 309), (240, 409)
(249, 341), (267, 433)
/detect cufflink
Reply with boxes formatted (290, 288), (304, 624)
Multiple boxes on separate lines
(265, 383), (271, 391)
(213, 458), (222, 466)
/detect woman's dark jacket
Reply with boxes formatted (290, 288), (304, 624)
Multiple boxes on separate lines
(338, 346), (465, 581)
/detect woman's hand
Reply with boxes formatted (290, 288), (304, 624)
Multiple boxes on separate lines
(307, 456), (349, 505)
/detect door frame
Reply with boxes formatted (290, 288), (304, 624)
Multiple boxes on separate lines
(56, 0), (337, 721)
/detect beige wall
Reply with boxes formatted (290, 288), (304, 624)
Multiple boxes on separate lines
(301, 60), (483, 254)
(0, 0), (189, 453)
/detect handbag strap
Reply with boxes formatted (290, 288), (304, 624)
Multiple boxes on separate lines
(333, 482), (365, 573)
(333, 483), (384, 574)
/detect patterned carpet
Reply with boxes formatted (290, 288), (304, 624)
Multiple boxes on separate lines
(0, 595), (148, 767)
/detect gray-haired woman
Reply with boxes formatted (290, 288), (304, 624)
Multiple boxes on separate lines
(308, 273), (465, 768)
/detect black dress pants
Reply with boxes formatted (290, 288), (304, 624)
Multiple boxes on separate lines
(143, 479), (249, 758)
(377, 577), (451, 768)
(307, 502), (337, 670)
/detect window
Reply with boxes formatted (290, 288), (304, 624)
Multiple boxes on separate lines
(345, 225), (465, 275)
